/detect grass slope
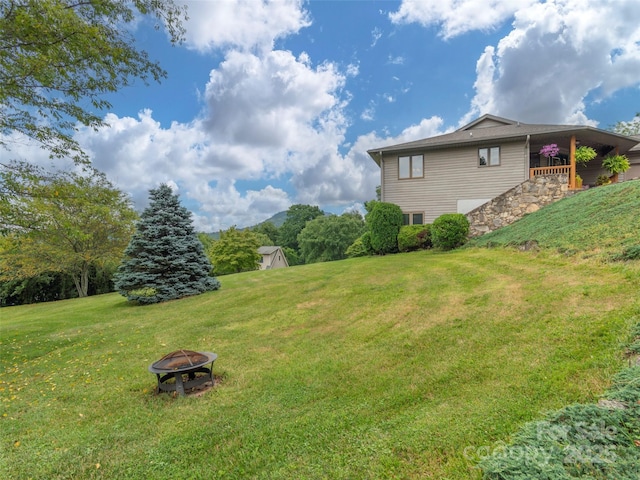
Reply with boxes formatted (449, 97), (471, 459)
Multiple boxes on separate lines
(2, 249), (639, 479)
(469, 179), (640, 257)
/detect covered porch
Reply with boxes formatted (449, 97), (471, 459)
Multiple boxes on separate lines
(528, 129), (637, 189)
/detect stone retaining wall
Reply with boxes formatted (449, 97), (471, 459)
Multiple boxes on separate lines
(466, 174), (571, 237)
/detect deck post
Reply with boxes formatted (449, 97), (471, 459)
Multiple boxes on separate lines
(569, 135), (576, 189)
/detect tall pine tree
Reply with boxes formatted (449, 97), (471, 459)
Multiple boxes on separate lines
(115, 184), (220, 304)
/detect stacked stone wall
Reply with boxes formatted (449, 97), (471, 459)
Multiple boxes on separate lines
(466, 174), (572, 237)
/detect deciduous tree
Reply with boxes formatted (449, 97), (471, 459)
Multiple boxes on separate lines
(0, 0), (187, 163)
(611, 113), (640, 136)
(0, 163), (138, 297)
(298, 212), (366, 263)
(207, 226), (261, 275)
(277, 204), (324, 253)
(251, 221), (279, 245)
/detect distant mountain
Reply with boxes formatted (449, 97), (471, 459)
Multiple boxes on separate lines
(202, 211), (288, 239)
(256, 211), (287, 228)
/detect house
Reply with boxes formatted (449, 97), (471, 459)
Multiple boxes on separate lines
(627, 137), (640, 180)
(257, 246), (289, 270)
(368, 114), (640, 227)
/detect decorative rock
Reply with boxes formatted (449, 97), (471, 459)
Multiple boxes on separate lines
(467, 174), (572, 237)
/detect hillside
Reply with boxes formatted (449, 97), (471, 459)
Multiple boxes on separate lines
(469, 179), (640, 257)
(2, 248), (639, 478)
(2, 182), (639, 478)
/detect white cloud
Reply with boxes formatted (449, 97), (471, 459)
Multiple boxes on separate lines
(391, 0), (640, 125)
(178, 0), (310, 52)
(465, 0), (640, 124)
(371, 27), (382, 47)
(68, 47), (383, 231)
(390, 0), (535, 39)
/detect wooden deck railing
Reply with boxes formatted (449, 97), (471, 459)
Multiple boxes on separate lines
(529, 165), (571, 179)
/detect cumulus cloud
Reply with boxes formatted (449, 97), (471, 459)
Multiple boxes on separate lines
(392, 0), (640, 125)
(389, 0), (535, 39)
(69, 46), (382, 231)
(179, 0), (311, 52)
(467, 0), (640, 124)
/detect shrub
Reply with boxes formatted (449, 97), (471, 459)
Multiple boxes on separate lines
(361, 231), (373, 254)
(397, 224), (432, 252)
(596, 174), (611, 186)
(365, 202), (403, 254)
(431, 214), (469, 251)
(346, 236), (368, 258)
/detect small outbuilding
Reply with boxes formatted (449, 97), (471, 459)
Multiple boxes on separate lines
(257, 246), (289, 270)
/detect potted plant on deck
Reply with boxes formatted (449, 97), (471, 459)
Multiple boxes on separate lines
(602, 154), (630, 183)
(575, 145), (597, 166)
(574, 146), (596, 189)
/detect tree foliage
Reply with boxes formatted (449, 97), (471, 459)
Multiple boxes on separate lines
(365, 202), (403, 254)
(277, 204), (324, 252)
(0, 0), (187, 163)
(611, 112), (640, 136)
(282, 246), (301, 266)
(207, 226), (261, 275)
(298, 212), (366, 263)
(0, 266), (114, 306)
(251, 222), (279, 245)
(0, 162), (137, 297)
(115, 184), (219, 304)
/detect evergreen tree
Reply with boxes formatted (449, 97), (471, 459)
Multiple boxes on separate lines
(115, 184), (220, 304)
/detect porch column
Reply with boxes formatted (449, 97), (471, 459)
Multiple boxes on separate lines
(569, 135), (576, 189)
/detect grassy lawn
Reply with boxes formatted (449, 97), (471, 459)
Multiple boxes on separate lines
(469, 180), (640, 258)
(1, 248), (639, 479)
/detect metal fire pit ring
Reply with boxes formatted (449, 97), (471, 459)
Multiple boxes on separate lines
(148, 350), (217, 396)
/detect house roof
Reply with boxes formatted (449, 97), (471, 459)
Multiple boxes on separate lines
(258, 246), (281, 255)
(368, 114), (640, 166)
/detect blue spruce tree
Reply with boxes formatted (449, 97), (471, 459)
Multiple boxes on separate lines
(115, 184), (220, 304)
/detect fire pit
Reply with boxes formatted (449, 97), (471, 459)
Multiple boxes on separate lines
(148, 350), (217, 396)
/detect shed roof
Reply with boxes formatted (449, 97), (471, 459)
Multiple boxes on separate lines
(258, 246), (281, 255)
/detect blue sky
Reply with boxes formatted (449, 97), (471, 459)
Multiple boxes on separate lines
(15, 0), (640, 232)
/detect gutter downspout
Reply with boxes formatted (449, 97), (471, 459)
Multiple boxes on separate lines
(570, 135), (576, 189)
(525, 134), (530, 179)
(379, 151), (384, 201)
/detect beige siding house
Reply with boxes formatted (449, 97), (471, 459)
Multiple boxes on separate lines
(624, 137), (640, 181)
(258, 246), (289, 270)
(368, 114), (639, 224)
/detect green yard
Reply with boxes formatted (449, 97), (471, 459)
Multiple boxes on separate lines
(2, 248), (638, 479)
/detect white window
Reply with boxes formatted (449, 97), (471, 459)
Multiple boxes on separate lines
(479, 147), (500, 167)
(398, 155), (424, 179)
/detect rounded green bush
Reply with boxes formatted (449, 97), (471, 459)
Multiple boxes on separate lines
(398, 224), (432, 252)
(346, 236), (369, 258)
(431, 213), (470, 251)
(366, 202), (403, 254)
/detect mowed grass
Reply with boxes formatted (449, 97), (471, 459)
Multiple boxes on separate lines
(470, 179), (640, 257)
(1, 248), (639, 479)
